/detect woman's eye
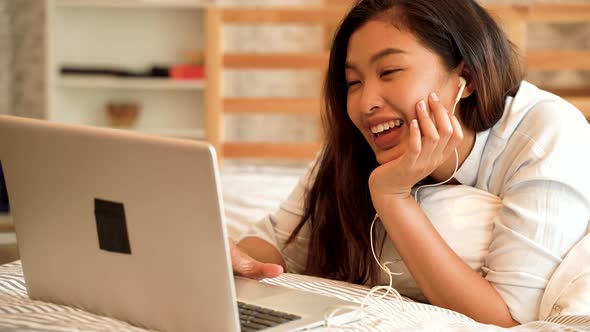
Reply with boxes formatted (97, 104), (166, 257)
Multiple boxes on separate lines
(346, 80), (360, 88)
(380, 69), (400, 78)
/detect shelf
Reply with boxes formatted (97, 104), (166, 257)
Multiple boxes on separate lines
(48, 0), (208, 139)
(58, 76), (206, 91)
(131, 128), (205, 140)
(53, 0), (211, 9)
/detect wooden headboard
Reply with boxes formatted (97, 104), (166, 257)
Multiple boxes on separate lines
(492, 5), (590, 118)
(204, 4), (590, 161)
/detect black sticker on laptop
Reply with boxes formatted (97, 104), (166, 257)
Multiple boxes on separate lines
(94, 198), (132, 254)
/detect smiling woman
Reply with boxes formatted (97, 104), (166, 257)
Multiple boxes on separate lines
(344, 20), (468, 165)
(231, 0), (590, 328)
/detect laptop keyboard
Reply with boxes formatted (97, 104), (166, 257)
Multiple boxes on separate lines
(238, 301), (301, 331)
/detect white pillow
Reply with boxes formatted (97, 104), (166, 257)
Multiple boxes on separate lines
(383, 184), (501, 301)
(539, 232), (590, 319)
(418, 184), (501, 271)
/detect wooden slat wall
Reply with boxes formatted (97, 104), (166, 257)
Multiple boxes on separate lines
(223, 53), (328, 69)
(488, 5), (590, 23)
(205, 4), (590, 161)
(490, 5), (590, 120)
(223, 98), (320, 114)
(221, 7), (346, 24)
(205, 7), (223, 158)
(205, 2), (347, 160)
(527, 51), (590, 70)
(223, 142), (321, 160)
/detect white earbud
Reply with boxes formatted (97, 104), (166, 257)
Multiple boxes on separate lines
(452, 77), (466, 115)
(455, 77), (466, 103)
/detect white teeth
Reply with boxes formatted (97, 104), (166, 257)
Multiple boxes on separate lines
(370, 120), (403, 134)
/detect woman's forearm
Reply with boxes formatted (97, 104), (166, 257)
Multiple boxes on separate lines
(237, 237), (286, 269)
(376, 196), (519, 327)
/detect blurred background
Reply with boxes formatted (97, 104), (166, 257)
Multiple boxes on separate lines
(1, 0), (589, 142)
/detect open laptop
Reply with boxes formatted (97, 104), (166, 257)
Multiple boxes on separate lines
(0, 115), (360, 332)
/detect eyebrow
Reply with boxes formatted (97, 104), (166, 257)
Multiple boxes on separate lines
(345, 47), (406, 70)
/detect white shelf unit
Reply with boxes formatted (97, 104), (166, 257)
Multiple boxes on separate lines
(57, 75), (206, 91)
(53, 0), (209, 9)
(46, 0), (212, 140)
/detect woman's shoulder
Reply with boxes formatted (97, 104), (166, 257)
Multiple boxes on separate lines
(479, 82), (590, 192)
(513, 82), (588, 135)
(495, 81), (590, 151)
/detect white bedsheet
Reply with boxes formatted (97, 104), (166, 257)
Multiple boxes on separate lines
(221, 165), (305, 239)
(0, 261), (588, 331)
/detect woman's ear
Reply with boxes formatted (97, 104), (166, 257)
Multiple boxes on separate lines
(456, 61), (475, 98)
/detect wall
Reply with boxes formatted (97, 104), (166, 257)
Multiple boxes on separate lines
(219, 0), (323, 145)
(0, 0), (45, 118)
(480, 0), (590, 89)
(0, 1), (11, 116)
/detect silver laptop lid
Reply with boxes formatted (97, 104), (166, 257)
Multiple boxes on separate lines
(0, 115), (240, 332)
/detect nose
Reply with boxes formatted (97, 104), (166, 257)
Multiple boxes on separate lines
(360, 82), (384, 115)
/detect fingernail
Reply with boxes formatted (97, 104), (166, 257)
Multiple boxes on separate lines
(411, 119), (418, 128)
(419, 100), (427, 112)
(430, 93), (439, 102)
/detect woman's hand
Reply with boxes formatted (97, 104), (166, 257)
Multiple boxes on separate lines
(229, 238), (284, 280)
(369, 93), (464, 203)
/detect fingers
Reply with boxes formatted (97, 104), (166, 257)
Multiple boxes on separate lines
(415, 99), (439, 161)
(408, 119), (421, 162)
(427, 93), (454, 157)
(445, 112), (464, 156)
(229, 238), (283, 280)
(413, 92), (463, 170)
(260, 263), (284, 279)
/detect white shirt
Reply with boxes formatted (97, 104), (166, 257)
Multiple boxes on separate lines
(238, 81), (590, 323)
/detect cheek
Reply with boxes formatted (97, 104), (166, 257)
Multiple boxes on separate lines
(387, 73), (444, 116)
(382, 83), (419, 119)
(346, 98), (360, 128)
(346, 98), (375, 147)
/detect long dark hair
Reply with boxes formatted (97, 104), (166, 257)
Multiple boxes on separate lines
(287, 0), (523, 285)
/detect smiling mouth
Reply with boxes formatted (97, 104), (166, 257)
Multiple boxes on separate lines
(371, 119), (405, 150)
(371, 119), (404, 137)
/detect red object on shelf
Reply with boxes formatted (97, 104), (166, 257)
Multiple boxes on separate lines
(169, 65), (205, 80)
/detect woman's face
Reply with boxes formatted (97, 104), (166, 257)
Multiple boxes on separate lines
(345, 19), (462, 165)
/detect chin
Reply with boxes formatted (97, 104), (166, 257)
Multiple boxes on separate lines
(375, 149), (401, 165)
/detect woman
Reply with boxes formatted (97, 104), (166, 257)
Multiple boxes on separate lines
(230, 0), (590, 327)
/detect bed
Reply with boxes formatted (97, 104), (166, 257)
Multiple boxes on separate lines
(0, 165), (589, 332)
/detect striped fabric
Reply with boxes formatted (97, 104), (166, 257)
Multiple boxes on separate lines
(0, 261), (588, 331)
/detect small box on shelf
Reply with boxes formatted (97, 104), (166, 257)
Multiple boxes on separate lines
(106, 101), (141, 128)
(169, 65), (205, 80)
(183, 49), (205, 66)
